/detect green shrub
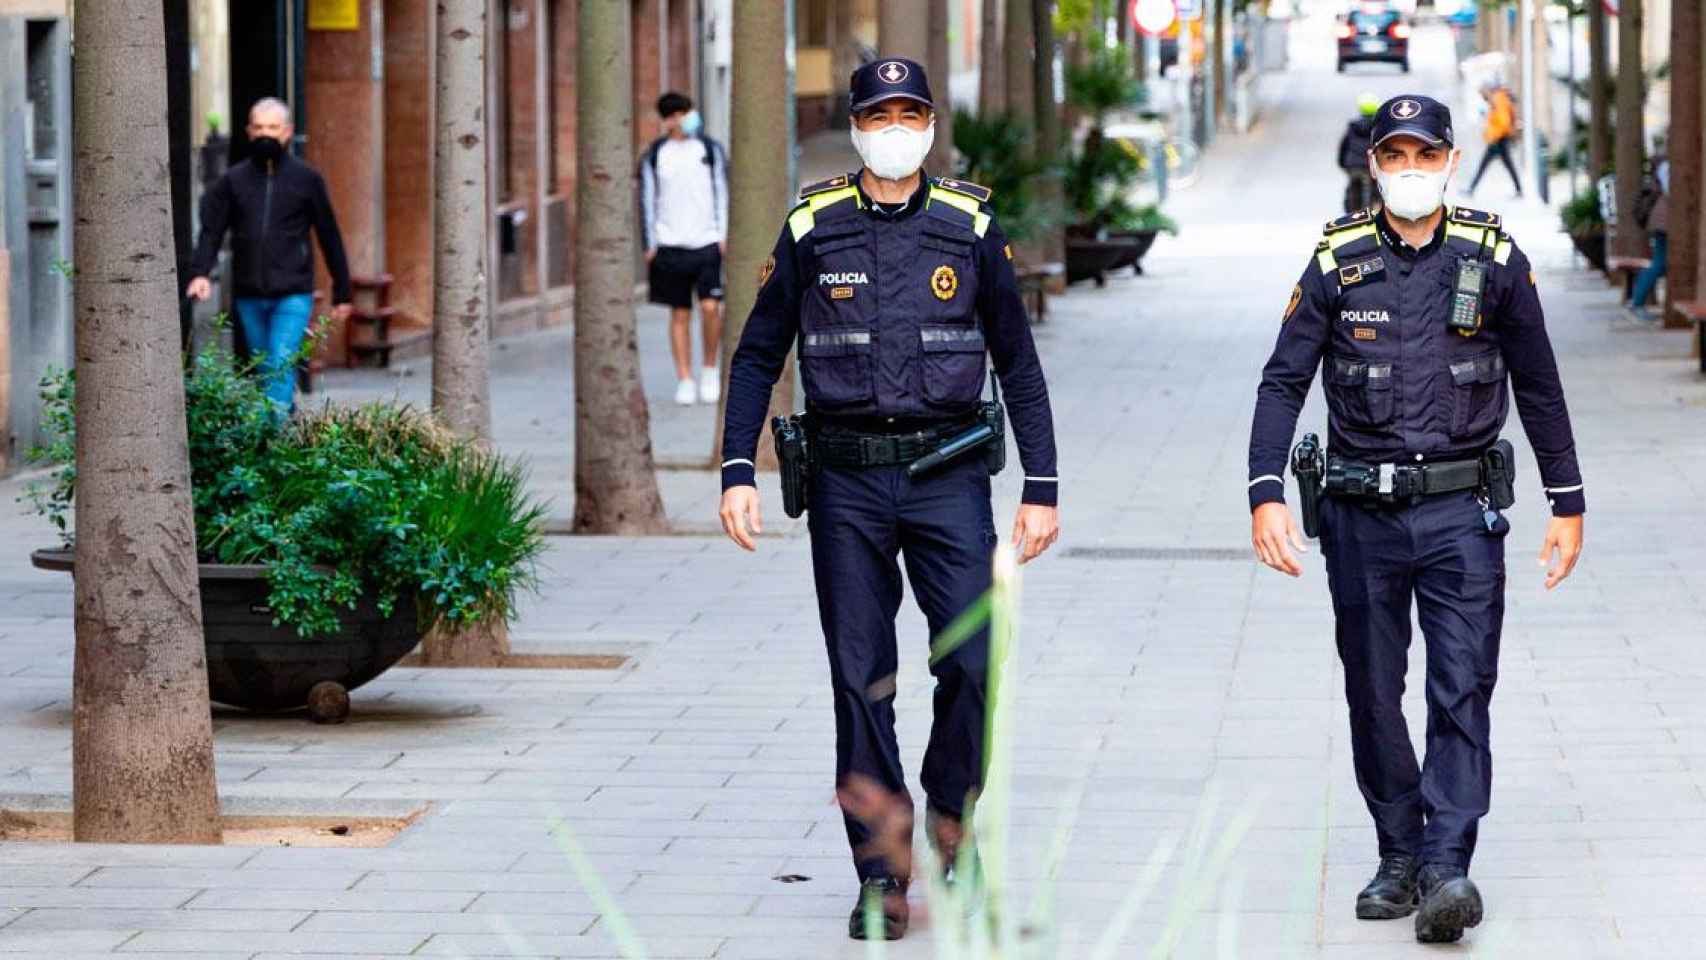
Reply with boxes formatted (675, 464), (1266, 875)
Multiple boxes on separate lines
(25, 338), (547, 639)
(1560, 187), (1604, 237)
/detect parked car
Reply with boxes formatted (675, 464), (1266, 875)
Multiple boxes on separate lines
(1337, 5), (1411, 72)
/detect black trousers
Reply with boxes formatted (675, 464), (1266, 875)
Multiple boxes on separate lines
(1320, 491), (1507, 871)
(1468, 137), (1522, 195)
(806, 456), (996, 881)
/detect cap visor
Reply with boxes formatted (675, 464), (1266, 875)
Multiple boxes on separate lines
(1374, 125), (1449, 148)
(849, 92), (933, 114)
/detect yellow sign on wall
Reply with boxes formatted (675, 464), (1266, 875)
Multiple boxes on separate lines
(308, 0), (360, 31)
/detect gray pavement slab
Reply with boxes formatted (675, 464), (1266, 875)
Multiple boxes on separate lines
(2, 10), (1705, 960)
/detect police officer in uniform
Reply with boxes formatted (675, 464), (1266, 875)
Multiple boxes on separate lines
(1247, 96), (1585, 944)
(718, 57), (1060, 940)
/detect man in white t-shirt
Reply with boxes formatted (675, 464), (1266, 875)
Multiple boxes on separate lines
(640, 92), (730, 405)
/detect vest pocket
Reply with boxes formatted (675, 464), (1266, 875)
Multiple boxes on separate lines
(920, 326), (987, 407)
(1326, 357), (1394, 428)
(1448, 351), (1507, 439)
(800, 330), (874, 409)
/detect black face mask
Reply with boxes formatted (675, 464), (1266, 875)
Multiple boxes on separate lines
(250, 136), (285, 163)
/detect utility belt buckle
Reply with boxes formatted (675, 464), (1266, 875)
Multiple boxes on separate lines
(1378, 463), (1396, 497)
(858, 435), (896, 466)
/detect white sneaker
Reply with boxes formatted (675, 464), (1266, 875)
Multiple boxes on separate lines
(698, 367), (721, 404)
(674, 379), (697, 406)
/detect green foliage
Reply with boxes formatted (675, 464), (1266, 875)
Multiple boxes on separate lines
(1065, 44), (1147, 126)
(1108, 200), (1180, 236)
(24, 340), (547, 639)
(953, 110), (1057, 243)
(1560, 187), (1605, 237)
(1062, 133), (1144, 226)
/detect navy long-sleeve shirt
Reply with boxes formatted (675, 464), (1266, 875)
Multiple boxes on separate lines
(1249, 210), (1585, 516)
(720, 175), (1059, 505)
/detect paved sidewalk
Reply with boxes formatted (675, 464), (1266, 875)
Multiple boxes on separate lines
(4, 15), (1706, 960)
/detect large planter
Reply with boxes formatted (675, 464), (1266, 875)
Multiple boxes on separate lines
(1569, 230), (1607, 273)
(1106, 229), (1161, 275)
(1066, 236), (1143, 286)
(31, 548), (419, 714)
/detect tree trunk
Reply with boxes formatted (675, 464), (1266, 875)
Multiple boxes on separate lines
(1005, 0), (1035, 139)
(421, 0), (505, 666)
(1032, 0), (1065, 271)
(1212, 0), (1227, 131)
(1587, 0), (1612, 180)
(70, 0), (220, 845)
(928, 0), (957, 172)
(573, 0), (669, 535)
(879, 0), (929, 61)
(1665, 0), (1701, 328)
(713, 0), (794, 469)
(1612, 0), (1647, 261)
(980, 0), (1005, 116)
(431, 0), (492, 441)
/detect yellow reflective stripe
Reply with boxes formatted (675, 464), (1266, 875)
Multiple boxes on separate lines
(787, 186), (861, 240)
(1445, 223), (1489, 248)
(1326, 223), (1377, 250)
(973, 212), (991, 237)
(1493, 239), (1513, 265)
(929, 187), (981, 218)
(1318, 247), (1337, 271)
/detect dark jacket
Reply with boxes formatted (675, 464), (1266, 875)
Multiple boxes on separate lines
(190, 152), (352, 303)
(1338, 117), (1375, 171)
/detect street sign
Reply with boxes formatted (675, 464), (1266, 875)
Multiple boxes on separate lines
(1131, 0), (1178, 36)
(1175, 0), (1203, 22)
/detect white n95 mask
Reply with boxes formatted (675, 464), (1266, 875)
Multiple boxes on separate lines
(1371, 151), (1457, 221)
(851, 120), (936, 181)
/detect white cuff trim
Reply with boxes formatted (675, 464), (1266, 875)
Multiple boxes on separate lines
(1024, 476), (1059, 482)
(1247, 474), (1284, 489)
(722, 458), (754, 469)
(1543, 484), (1583, 494)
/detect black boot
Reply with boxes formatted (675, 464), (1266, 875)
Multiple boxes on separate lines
(1356, 854), (1419, 920)
(848, 876), (909, 941)
(1414, 863), (1483, 944)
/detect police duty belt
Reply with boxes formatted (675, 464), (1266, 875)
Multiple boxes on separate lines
(1324, 456), (1486, 504)
(813, 419), (979, 468)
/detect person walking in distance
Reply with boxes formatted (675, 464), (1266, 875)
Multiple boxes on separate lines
(1466, 81), (1522, 198)
(640, 92), (730, 406)
(187, 97), (352, 417)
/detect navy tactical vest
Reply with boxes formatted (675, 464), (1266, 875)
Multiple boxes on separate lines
(790, 175), (990, 419)
(1315, 205), (1514, 461)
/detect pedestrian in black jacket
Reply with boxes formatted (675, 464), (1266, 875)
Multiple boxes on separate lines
(187, 97), (352, 415)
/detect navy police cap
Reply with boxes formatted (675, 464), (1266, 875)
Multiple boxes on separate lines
(1371, 94), (1454, 148)
(849, 57), (934, 113)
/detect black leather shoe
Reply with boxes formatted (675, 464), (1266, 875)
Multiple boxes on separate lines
(1356, 854), (1419, 920)
(848, 876), (909, 940)
(1414, 863), (1483, 944)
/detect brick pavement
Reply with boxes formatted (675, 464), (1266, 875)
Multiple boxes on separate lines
(3, 15), (1706, 960)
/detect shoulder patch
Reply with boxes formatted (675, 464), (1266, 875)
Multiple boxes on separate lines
(1448, 206), (1501, 230)
(1323, 208), (1374, 234)
(932, 177), (992, 203)
(799, 173), (854, 200)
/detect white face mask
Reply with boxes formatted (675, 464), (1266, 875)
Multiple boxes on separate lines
(851, 119), (936, 181)
(1370, 150), (1457, 221)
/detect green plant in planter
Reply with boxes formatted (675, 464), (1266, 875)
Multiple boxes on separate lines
(953, 110), (1055, 244)
(25, 339), (548, 639)
(1560, 186), (1605, 237)
(1106, 198), (1181, 236)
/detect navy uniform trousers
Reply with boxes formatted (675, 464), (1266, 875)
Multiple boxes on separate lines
(1319, 490), (1507, 871)
(806, 455), (996, 882)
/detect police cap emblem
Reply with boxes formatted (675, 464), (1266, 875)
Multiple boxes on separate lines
(1392, 99), (1420, 120)
(879, 60), (909, 84)
(931, 265), (958, 301)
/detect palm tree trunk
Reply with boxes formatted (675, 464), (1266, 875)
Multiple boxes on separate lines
(880, 0), (929, 61)
(928, 0), (957, 172)
(421, 0), (505, 665)
(1612, 0), (1647, 261)
(1587, 0), (1612, 180)
(70, 0), (220, 844)
(1005, 0), (1035, 138)
(1665, 0), (1700, 328)
(713, 0), (794, 469)
(1032, 0), (1065, 271)
(980, 0), (1005, 116)
(573, 0), (669, 535)
(431, 0), (493, 441)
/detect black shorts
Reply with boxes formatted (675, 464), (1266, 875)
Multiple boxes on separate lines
(648, 243), (724, 308)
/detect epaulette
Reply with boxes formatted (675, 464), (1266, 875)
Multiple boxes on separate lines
(1447, 205), (1501, 231)
(1322, 208), (1374, 234)
(799, 173), (853, 200)
(932, 177), (992, 204)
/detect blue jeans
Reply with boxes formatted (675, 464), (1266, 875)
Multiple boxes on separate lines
(1630, 231), (1669, 308)
(234, 294), (314, 415)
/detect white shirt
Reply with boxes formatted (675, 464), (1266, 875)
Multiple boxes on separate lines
(652, 137), (723, 249)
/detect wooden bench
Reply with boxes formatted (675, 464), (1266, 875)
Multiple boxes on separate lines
(1673, 300), (1706, 374)
(345, 274), (430, 369)
(1606, 255), (1653, 303)
(1016, 262), (1065, 323)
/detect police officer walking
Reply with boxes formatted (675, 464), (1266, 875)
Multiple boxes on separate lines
(718, 57), (1060, 941)
(1247, 96), (1585, 945)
